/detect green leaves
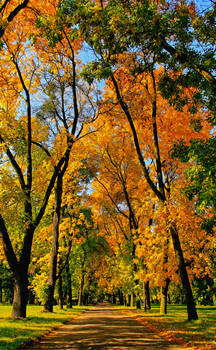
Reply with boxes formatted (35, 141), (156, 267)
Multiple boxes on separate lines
(172, 137), (216, 214)
(81, 61), (112, 84)
(35, 15), (63, 47)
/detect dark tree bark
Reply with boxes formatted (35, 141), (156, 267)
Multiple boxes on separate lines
(78, 268), (85, 307)
(0, 278), (2, 303)
(130, 293), (134, 307)
(160, 278), (170, 315)
(126, 294), (131, 306)
(58, 274), (64, 309)
(44, 173), (63, 312)
(170, 224), (198, 320)
(160, 241), (170, 315)
(136, 298), (141, 309)
(118, 289), (124, 305)
(66, 261), (72, 308)
(143, 280), (151, 311)
(11, 272), (29, 318)
(83, 292), (89, 305)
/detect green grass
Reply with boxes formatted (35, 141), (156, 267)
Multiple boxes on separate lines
(0, 304), (87, 350)
(125, 304), (216, 349)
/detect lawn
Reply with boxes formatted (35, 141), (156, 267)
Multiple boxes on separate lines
(124, 304), (216, 349)
(0, 304), (87, 350)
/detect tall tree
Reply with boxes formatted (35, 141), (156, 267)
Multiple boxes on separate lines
(0, 0), (84, 318)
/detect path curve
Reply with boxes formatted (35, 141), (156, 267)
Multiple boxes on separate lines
(23, 305), (184, 349)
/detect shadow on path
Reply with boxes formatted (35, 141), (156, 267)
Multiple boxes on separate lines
(23, 305), (184, 349)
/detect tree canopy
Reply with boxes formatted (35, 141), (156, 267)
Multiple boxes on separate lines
(0, 0), (215, 321)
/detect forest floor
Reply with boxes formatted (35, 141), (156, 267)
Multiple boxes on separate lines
(22, 304), (184, 350)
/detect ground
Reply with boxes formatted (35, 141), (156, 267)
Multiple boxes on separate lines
(22, 304), (185, 349)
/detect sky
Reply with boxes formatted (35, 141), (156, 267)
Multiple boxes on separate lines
(195, 0), (214, 13)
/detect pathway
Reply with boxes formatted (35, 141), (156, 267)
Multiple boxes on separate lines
(23, 305), (184, 349)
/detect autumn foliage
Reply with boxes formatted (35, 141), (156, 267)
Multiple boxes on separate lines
(0, 0), (215, 326)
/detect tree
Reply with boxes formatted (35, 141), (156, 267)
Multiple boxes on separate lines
(59, 0), (215, 320)
(87, 119), (153, 308)
(79, 20), (211, 316)
(0, 0), (84, 318)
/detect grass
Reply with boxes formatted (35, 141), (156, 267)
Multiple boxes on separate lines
(0, 304), (87, 350)
(123, 304), (216, 349)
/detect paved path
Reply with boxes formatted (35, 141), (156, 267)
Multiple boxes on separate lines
(23, 305), (184, 349)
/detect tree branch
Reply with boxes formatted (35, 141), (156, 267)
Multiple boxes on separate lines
(0, 214), (18, 273)
(0, 134), (26, 191)
(95, 175), (129, 219)
(111, 73), (165, 202)
(0, 0), (29, 38)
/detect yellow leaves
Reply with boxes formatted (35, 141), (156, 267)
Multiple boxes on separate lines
(38, 225), (52, 243)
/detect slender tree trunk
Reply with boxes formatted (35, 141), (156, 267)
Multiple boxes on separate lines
(66, 261), (72, 308)
(78, 270), (84, 306)
(136, 297), (141, 309)
(58, 274), (64, 309)
(0, 279), (2, 303)
(44, 174), (63, 312)
(143, 280), (151, 311)
(160, 278), (170, 315)
(126, 294), (131, 306)
(112, 294), (116, 304)
(118, 289), (124, 305)
(170, 224), (198, 320)
(160, 242), (170, 315)
(130, 293), (134, 307)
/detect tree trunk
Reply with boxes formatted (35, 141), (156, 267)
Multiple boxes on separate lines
(112, 294), (116, 304)
(11, 272), (29, 318)
(58, 274), (64, 309)
(130, 293), (134, 307)
(0, 279), (2, 303)
(170, 224), (198, 320)
(143, 280), (151, 311)
(160, 278), (170, 314)
(44, 174), (63, 312)
(66, 261), (72, 308)
(118, 289), (124, 305)
(126, 294), (131, 306)
(83, 292), (88, 305)
(160, 244), (170, 315)
(136, 297), (141, 309)
(78, 270), (84, 306)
